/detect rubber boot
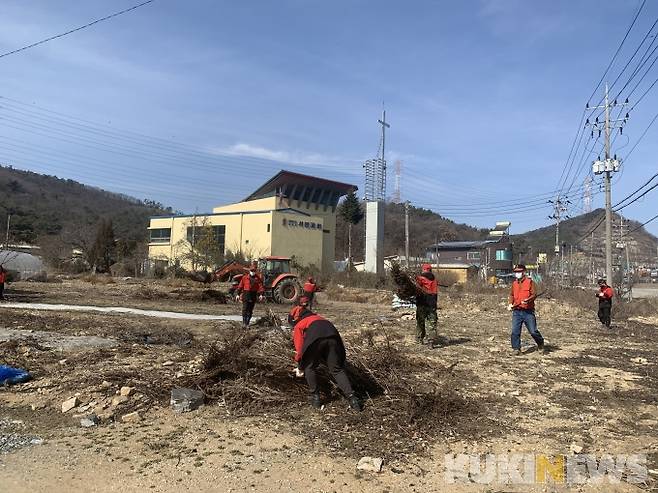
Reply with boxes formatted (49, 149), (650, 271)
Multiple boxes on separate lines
(310, 392), (322, 410)
(348, 393), (362, 412)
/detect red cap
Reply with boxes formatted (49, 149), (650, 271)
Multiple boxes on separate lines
(421, 264), (432, 272)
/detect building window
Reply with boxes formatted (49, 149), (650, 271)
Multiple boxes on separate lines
(149, 228), (171, 244)
(467, 251), (481, 260)
(267, 224), (271, 232)
(496, 249), (512, 261)
(186, 225), (226, 254)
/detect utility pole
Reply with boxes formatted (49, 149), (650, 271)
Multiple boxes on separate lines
(589, 231), (595, 284)
(548, 197), (569, 285)
(588, 83), (627, 284)
(404, 201), (410, 267)
(4, 213), (10, 249)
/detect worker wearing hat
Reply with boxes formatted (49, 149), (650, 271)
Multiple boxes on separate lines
(303, 276), (318, 311)
(415, 263), (439, 348)
(508, 264), (545, 355)
(596, 278), (614, 328)
(288, 296), (361, 412)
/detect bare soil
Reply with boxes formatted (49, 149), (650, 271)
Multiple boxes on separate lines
(0, 278), (656, 492)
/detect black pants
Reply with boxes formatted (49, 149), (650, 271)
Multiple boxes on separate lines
(303, 338), (354, 397)
(242, 300), (255, 326)
(304, 291), (315, 310)
(598, 304), (611, 327)
(0, 282), (4, 299)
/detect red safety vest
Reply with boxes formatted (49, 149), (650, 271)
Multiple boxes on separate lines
(303, 281), (317, 293)
(511, 277), (535, 310)
(237, 274), (264, 293)
(416, 275), (438, 295)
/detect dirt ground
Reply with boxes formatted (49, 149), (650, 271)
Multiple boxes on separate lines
(0, 278), (657, 492)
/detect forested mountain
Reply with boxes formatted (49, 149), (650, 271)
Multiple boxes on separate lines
(0, 165), (171, 245)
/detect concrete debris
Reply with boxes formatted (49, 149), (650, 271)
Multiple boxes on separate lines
(61, 397), (79, 413)
(101, 381), (112, 389)
(356, 456), (383, 473)
(162, 360), (175, 367)
(80, 414), (100, 428)
(120, 386), (135, 396)
(630, 357), (649, 365)
(121, 411), (142, 423)
(569, 443), (583, 454)
(170, 388), (205, 413)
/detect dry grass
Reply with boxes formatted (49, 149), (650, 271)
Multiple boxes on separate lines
(81, 274), (115, 285)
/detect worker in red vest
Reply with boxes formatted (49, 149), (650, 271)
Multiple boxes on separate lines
(303, 276), (318, 310)
(289, 297), (362, 412)
(415, 263), (439, 347)
(596, 278), (614, 328)
(236, 264), (264, 327)
(0, 266), (6, 300)
(508, 264), (545, 355)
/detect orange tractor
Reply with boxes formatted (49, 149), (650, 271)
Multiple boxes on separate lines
(212, 256), (302, 304)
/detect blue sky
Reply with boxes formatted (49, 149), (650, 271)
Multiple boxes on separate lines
(1, 0), (657, 236)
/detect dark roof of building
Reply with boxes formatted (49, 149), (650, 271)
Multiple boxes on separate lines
(244, 170), (357, 202)
(149, 207), (311, 221)
(427, 240), (500, 250)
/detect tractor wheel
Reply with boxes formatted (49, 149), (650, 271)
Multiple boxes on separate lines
(273, 278), (301, 304)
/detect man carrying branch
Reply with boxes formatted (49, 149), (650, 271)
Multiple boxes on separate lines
(508, 264), (545, 355)
(416, 264), (439, 348)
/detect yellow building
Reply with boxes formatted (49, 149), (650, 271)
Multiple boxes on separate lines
(148, 170), (356, 272)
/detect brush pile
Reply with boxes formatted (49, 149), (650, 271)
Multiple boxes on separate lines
(390, 262), (420, 301)
(187, 324), (501, 460)
(200, 289), (228, 303)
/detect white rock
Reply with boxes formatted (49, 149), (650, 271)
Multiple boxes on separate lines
(356, 456), (383, 473)
(61, 397), (79, 413)
(120, 386), (135, 396)
(121, 411), (142, 423)
(162, 360), (174, 367)
(112, 395), (129, 406)
(570, 443), (583, 454)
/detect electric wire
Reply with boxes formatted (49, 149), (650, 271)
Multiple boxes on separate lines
(0, 0), (157, 59)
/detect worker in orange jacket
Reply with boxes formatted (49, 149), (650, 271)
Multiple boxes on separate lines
(415, 264), (439, 347)
(508, 264), (545, 355)
(303, 277), (318, 310)
(289, 297), (361, 411)
(596, 278), (614, 328)
(236, 263), (264, 327)
(0, 266), (6, 300)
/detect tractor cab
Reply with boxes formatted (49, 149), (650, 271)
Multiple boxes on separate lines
(259, 256), (291, 283)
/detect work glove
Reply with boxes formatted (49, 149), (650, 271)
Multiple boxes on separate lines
(258, 295), (264, 302)
(235, 295), (240, 302)
(293, 368), (304, 378)
(507, 303), (513, 311)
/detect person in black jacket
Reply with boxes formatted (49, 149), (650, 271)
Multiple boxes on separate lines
(289, 297), (361, 411)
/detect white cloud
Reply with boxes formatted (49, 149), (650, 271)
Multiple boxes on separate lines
(209, 142), (363, 172)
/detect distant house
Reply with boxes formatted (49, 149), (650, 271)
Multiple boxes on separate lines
(425, 222), (513, 282)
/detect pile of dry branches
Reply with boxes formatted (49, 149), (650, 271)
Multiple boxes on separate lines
(390, 262), (420, 301)
(186, 324), (498, 459)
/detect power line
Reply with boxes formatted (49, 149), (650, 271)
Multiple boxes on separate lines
(612, 172), (658, 208)
(586, 0), (647, 105)
(0, 0), (157, 60)
(623, 213), (658, 237)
